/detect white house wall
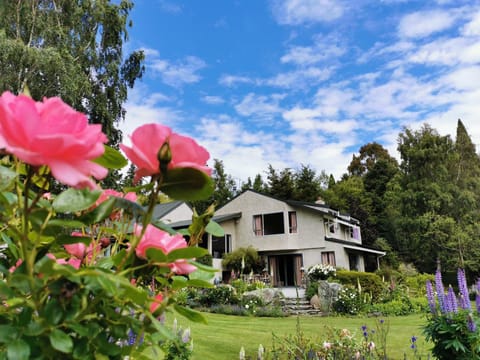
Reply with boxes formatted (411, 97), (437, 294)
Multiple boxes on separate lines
(214, 191), (357, 271)
(160, 203), (193, 223)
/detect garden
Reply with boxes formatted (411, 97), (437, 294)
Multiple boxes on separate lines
(0, 91), (480, 359)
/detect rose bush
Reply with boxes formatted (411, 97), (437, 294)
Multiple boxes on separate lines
(0, 91), (218, 359)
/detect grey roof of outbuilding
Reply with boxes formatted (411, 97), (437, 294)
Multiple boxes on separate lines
(168, 212), (242, 229)
(151, 201), (190, 219)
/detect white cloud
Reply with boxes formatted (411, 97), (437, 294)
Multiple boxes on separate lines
(121, 87), (181, 146)
(264, 67), (332, 88)
(148, 54), (206, 87)
(235, 93), (285, 119)
(201, 95), (225, 105)
(398, 9), (456, 38)
(218, 74), (255, 87)
(462, 11), (480, 36)
(407, 37), (480, 66)
(282, 106), (357, 133)
(157, 0), (182, 14)
(271, 0), (345, 25)
(281, 34), (346, 66)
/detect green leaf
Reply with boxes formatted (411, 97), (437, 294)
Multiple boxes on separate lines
(46, 219), (86, 228)
(151, 220), (178, 235)
(205, 220), (224, 237)
(92, 145), (128, 169)
(1, 232), (18, 259)
(7, 339), (30, 360)
(44, 299), (63, 325)
(53, 188), (101, 213)
(79, 197), (115, 224)
(0, 165), (16, 191)
(56, 234), (92, 246)
(112, 196), (145, 218)
(49, 329), (73, 353)
(167, 247), (208, 261)
(161, 167), (214, 201)
(145, 248), (168, 263)
(174, 304), (208, 324)
(0, 325), (14, 343)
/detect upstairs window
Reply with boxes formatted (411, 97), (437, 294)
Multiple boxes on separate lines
(349, 226), (360, 240)
(288, 211), (297, 233)
(325, 219), (337, 234)
(253, 212), (285, 235)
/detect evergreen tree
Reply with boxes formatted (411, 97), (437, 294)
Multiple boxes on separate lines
(293, 164), (322, 202)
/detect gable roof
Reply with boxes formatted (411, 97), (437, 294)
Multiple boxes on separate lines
(151, 201), (191, 219)
(219, 190), (360, 225)
(168, 212), (242, 229)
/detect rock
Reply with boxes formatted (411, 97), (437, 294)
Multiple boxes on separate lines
(310, 294), (321, 309)
(242, 288), (284, 306)
(317, 280), (343, 313)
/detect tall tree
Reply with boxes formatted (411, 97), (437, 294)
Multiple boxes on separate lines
(389, 124), (460, 273)
(191, 159), (237, 213)
(293, 164), (322, 202)
(348, 142), (396, 177)
(265, 165), (295, 200)
(0, 0), (144, 146)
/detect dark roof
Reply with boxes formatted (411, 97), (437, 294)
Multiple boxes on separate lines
(325, 237), (386, 255)
(169, 212), (242, 229)
(151, 201), (190, 219)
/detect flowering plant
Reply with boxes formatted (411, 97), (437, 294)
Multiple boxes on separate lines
(423, 268), (480, 360)
(0, 91), (218, 359)
(307, 263), (336, 281)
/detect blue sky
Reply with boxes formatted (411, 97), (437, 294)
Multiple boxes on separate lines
(122, 0), (480, 184)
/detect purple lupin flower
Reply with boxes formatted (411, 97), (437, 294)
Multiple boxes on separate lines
(446, 286), (458, 314)
(426, 280), (437, 314)
(457, 268), (471, 310)
(435, 269), (447, 313)
(467, 313), (477, 332)
(476, 279), (480, 314)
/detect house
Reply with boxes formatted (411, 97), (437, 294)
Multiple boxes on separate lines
(194, 190), (385, 287)
(151, 201), (193, 224)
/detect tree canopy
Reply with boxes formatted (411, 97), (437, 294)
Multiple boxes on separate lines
(0, 0), (144, 146)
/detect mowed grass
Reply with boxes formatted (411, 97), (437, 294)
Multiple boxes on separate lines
(168, 312), (432, 359)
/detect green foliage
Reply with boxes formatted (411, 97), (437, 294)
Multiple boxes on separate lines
(0, 0), (144, 147)
(333, 286), (365, 315)
(196, 286), (239, 307)
(305, 281), (319, 301)
(424, 311), (480, 360)
(221, 246), (265, 274)
(335, 270), (385, 301)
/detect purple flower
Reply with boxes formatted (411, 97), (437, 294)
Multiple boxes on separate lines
(467, 314), (477, 332)
(435, 269), (447, 313)
(446, 286), (458, 314)
(476, 279), (480, 314)
(426, 280), (436, 314)
(410, 336), (417, 349)
(457, 268), (471, 310)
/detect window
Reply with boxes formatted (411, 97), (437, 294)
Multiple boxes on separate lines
(350, 226), (360, 240)
(325, 219), (337, 234)
(288, 211), (297, 233)
(321, 251), (336, 266)
(212, 234), (231, 259)
(253, 212), (285, 236)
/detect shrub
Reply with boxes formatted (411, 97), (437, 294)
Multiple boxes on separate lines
(333, 286), (364, 315)
(335, 270), (385, 301)
(307, 263), (336, 281)
(197, 285), (239, 307)
(305, 281), (319, 300)
(222, 246), (265, 274)
(404, 273), (435, 297)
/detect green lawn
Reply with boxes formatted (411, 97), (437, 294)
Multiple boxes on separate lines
(169, 312), (432, 359)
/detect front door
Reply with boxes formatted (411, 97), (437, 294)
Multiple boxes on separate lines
(269, 255), (302, 287)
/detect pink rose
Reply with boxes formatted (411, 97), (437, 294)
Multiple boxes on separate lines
(65, 232), (101, 264)
(0, 92), (108, 189)
(46, 253), (81, 269)
(149, 293), (164, 313)
(9, 259), (23, 273)
(134, 224), (197, 275)
(120, 123), (211, 183)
